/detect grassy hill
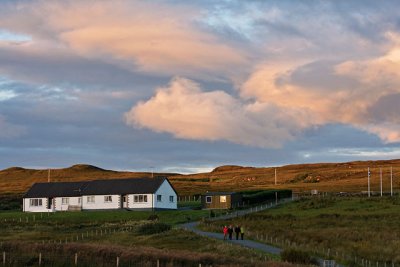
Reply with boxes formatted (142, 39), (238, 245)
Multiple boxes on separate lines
(1, 159), (400, 195)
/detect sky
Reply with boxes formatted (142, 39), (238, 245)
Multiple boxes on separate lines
(1, 0), (400, 173)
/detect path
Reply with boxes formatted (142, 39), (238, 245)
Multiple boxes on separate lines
(181, 221), (282, 255)
(178, 199), (341, 267)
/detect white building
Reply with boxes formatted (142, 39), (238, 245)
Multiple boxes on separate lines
(23, 177), (177, 212)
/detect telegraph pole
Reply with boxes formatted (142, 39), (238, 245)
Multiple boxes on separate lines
(48, 169), (51, 183)
(391, 166), (393, 197)
(380, 168), (383, 197)
(274, 168), (277, 186)
(368, 167), (370, 197)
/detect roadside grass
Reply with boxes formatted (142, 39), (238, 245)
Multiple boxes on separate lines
(199, 197), (400, 264)
(0, 208), (287, 266)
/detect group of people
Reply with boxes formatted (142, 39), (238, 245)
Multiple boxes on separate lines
(223, 225), (244, 240)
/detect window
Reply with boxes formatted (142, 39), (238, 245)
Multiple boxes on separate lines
(29, 199), (42, 207)
(206, 196), (212, 203)
(134, 195), (148, 203)
(220, 196), (226, 203)
(62, 197), (69, 205)
(87, 196), (95, 203)
(157, 195), (162, 202)
(169, 196), (174, 203)
(104, 195), (112, 203)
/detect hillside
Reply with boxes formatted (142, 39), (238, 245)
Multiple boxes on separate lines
(1, 160), (400, 195)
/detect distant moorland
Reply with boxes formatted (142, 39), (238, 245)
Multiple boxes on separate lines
(1, 159), (399, 195)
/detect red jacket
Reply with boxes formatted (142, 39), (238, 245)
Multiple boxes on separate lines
(223, 227), (228, 234)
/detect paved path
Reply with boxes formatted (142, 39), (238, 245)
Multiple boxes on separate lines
(180, 222), (282, 255)
(178, 199), (343, 267)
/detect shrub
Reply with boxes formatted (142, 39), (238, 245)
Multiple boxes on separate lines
(209, 210), (216, 218)
(137, 222), (171, 235)
(280, 249), (318, 265)
(147, 214), (159, 221)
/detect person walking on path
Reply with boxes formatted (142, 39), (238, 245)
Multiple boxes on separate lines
(228, 225), (234, 240)
(223, 225), (228, 240)
(240, 226), (245, 240)
(234, 225), (241, 240)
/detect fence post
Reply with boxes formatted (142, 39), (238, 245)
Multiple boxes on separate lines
(116, 256), (120, 267)
(3, 251), (5, 266)
(39, 252), (42, 266)
(157, 259), (160, 267)
(75, 253), (78, 266)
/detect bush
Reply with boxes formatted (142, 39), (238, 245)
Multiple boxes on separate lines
(0, 194), (22, 210)
(137, 223), (171, 235)
(241, 190), (292, 205)
(280, 249), (318, 265)
(147, 214), (159, 221)
(210, 210), (215, 218)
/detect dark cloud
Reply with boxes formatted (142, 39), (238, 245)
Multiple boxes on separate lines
(280, 60), (361, 91)
(367, 93), (400, 123)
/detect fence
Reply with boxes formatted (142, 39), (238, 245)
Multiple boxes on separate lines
(0, 251), (218, 267)
(199, 197), (399, 267)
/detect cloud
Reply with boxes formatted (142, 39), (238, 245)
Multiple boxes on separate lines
(0, 1), (249, 81)
(0, 115), (25, 139)
(240, 35), (400, 143)
(127, 33), (400, 147)
(125, 77), (307, 147)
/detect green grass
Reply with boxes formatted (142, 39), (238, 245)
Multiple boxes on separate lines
(200, 196), (400, 265)
(0, 208), (287, 266)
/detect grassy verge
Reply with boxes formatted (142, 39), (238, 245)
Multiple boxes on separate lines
(199, 196), (400, 265)
(0, 208), (291, 266)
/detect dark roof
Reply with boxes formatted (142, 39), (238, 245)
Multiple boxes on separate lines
(24, 177), (169, 198)
(203, 192), (238, 196)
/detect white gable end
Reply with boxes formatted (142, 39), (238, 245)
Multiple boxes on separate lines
(154, 180), (177, 210)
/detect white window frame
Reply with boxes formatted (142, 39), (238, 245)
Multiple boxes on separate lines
(169, 196), (174, 203)
(134, 195), (148, 203)
(206, 196), (212, 203)
(87, 196), (95, 204)
(104, 195), (113, 203)
(220, 196), (227, 203)
(62, 197), (69, 205)
(157, 195), (162, 202)
(29, 198), (43, 207)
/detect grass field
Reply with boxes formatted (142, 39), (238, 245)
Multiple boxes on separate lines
(0, 208), (289, 266)
(200, 196), (400, 266)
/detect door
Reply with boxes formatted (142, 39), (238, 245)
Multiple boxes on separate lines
(122, 195), (128, 208)
(47, 198), (53, 209)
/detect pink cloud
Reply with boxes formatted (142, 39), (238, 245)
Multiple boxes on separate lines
(0, 1), (249, 80)
(125, 77), (303, 147)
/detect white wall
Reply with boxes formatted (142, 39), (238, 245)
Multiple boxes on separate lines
(81, 194), (121, 210)
(23, 198), (53, 212)
(54, 196), (82, 211)
(126, 194), (152, 209)
(154, 181), (177, 210)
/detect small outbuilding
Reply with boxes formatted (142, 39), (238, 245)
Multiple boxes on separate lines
(201, 192), (242, 209)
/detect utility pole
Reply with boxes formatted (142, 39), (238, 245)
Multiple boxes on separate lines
(48, 169), (51, 183)
(274, 168), (277, 186)
(391, 166), (393, 197)
(368, 167), (370, 197)
(149, 166), (154, 178)
(380, 168), (383, 197)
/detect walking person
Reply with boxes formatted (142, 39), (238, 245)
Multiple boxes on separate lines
(223, 225), (228, 240)
(240, 225), (245, 240)
(228, 225), (233, 240)
(234, 225), (240, 240)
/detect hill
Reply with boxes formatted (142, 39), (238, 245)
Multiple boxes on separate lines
(1, 160), (399, 195)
